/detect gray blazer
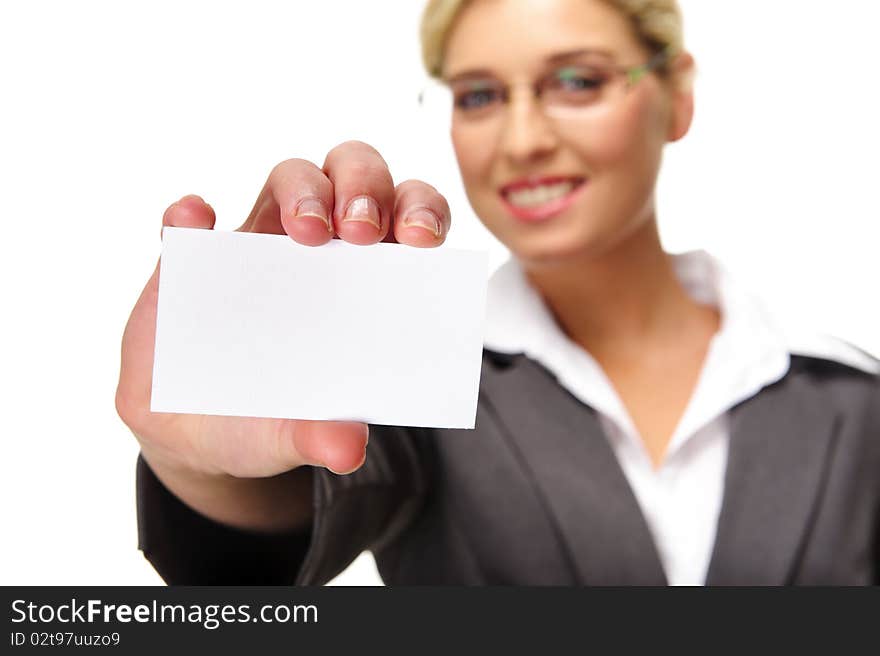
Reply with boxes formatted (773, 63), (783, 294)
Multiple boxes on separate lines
(136, 348), (880, 585)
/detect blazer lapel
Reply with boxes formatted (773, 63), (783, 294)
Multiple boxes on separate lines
(705, 370), (841, 585)
(481, 351), (668, 585)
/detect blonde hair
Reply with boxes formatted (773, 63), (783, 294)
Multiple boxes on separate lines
(420, 0), (685, 81)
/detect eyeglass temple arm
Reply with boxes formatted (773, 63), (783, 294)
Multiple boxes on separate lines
(626, 45), (672, 85)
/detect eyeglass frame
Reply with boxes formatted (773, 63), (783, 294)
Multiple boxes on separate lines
(418, 45), (674, 124)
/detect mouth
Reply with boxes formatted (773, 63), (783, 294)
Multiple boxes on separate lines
(499, 176), (588, 222)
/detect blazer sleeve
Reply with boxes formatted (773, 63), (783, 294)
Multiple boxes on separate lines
(135, 423), (430, 585)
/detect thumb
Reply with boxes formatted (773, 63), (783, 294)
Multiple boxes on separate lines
(117, 195), (216, 426)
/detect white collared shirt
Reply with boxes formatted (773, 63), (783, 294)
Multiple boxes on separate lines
(483, 250), (879, 585)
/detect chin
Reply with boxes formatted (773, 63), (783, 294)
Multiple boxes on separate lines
(507, 232), (611, 270)
(495, 211), (604, 258)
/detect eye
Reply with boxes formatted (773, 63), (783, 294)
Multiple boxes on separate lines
(560, 75), (603, 91)
(454, 85), (503, 111)
(551, 66), (606, 93)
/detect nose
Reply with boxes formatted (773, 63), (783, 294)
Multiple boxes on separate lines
(498, 86), (559, 164)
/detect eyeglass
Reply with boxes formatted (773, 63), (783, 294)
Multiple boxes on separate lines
(417, 46), (671, 131)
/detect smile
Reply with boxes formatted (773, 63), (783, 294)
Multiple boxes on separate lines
(499, 177), (588, 222)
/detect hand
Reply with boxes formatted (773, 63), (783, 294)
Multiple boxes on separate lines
(116, 140), (451, 480)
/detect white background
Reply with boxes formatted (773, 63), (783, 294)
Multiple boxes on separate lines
(1, 0), (877, 585)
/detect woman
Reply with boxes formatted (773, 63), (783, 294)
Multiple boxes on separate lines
(117, 0), (880, 585)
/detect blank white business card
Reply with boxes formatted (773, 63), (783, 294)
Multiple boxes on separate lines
(150, 227), (489, 429)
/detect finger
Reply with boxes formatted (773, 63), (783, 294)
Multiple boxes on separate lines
(160, 194), (216, 239)
(323, 140), (396, 245)
(390, 179), (451, 247)
(238, 159), (336, 246)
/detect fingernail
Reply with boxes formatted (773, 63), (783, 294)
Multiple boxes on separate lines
(342, 196), (381, 230)
(403, 207), (441, 237)
(295, 197), (332, 233)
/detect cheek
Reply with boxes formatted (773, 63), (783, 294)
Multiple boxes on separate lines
(452, 130), (491, 182)
(452, 129), (501, 221)
(576, 98), (660, 168)
(572, 97), (666, 230)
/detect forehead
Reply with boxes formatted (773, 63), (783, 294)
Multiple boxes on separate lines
(442, 0), (644, 79)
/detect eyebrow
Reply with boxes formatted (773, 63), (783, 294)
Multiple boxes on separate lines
(443, 48), (615, 84)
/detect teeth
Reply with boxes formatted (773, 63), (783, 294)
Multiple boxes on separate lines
(505, 181), (578, 207)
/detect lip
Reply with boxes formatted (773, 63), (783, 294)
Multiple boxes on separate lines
(499, 177), (588, 223)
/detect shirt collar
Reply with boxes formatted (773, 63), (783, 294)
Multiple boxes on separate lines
(483, 249), (878, 451)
